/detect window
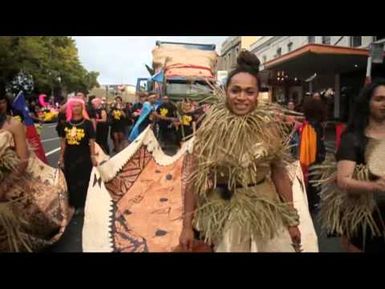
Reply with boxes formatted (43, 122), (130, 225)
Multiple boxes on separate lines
(308, 36), (315, 43)
(287, 42), (293, 52)
(276, 48), (282, 57)
(351, 36), (362, 47)
(322, 36), (331, 45)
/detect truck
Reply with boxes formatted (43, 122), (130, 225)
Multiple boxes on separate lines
(136, 41), (218, 102)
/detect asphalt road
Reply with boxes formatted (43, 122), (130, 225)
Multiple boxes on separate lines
(40, 123), (84, 252)
(39, 123), (343, 252)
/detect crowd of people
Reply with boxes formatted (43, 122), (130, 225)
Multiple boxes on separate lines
(1, 50), (385, 253)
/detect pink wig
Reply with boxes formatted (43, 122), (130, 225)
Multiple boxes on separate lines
(39, 94), (48, 107)
(66, 98), (90, 122)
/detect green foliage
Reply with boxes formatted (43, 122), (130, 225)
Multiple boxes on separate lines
(0, 36), (99, 95)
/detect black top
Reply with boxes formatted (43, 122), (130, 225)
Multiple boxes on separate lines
(180, 112), (196, 138)
(110, 108), (126, 130)
(336, 132), (368, 165)
(336, 131), (385, 251)
(95, 108), (109, 130)
(124, 106), (133, 126)
(156, 102), (177, 129)
(56, 111), (67, 137)
(131, 102), (143, 123)
(86, 104), (96, 119)
(131, 102), (143, 113)
(60, 119), (95, 152)
(60, 118), (95, 209)
(138, 105), (156, 134)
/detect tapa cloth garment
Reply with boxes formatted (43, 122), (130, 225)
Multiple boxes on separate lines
(82, 127), (318, 252)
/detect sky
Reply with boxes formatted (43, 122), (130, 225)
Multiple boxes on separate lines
(72, 36), (228, 86)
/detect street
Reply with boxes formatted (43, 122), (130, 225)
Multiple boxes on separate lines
(39, 123), (343, 252)
(40, 123), (84, 252)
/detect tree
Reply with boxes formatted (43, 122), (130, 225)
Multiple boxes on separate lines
(0, 36), (100, 97)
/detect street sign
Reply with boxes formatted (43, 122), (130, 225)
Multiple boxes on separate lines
(370, 43), (384, 64)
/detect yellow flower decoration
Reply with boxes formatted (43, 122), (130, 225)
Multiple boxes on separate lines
(159, 108), (169, 117)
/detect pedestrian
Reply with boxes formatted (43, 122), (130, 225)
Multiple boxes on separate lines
(153, 95), (179, 151)
(131, 93), (147, 125)
(128, 94), (158, 142)
(179, 50), (302, 252)
(286, 100), (304, 159)
(109, 96), (127, 153)
(177, 98), (196, 142)
(58, 98), (97, 215)
(317, 78), (385, 252)
(300, 95), (326, 212)
(0, 89), (69, 252)
(56, 99), (67, 137)
(287, 100), (296, 111)
(124, 101), (133, 137)
(92, 97), (110, 155)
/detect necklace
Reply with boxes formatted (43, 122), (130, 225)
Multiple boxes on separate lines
(69, 118), (84, 138)
(69, 118), (85, 126)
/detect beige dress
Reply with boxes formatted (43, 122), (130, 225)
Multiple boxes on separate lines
(0, 129), (69, 252)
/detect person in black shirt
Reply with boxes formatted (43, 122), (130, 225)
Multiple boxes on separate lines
(131, 93), (147, 125)
(109, 96), (127, 153)
(56, 99), (68, 137)
(92, 97), (110, 155)
(331, 79), (385, 252)
(177, 99), (196, 143)
(153, 95), (179, 150)
(124, 102), (133, 136)
(302, 96), (326, 211)
(86, 95), (97, 131)
(58, 98), (97, 213)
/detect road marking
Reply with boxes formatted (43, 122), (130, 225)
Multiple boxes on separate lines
(45, 147), (61, 156)
(41, 137), (60, 143)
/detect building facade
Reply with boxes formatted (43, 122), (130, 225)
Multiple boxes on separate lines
(217, 36), (261, 71)
(250, 36), (385, 121)
(251, 36), (380, 65)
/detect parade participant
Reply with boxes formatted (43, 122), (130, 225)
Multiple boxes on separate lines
(0, 89), (69, 252)
(59, 98), (97, 214)
(109, 96), (127, 153)
(92, 97), (110, 155)
(179, 51), (302, 252)
(56, 92), (89, 137)
(315, 79), (385, 252)
(56, 99), (67, 137)
(131, 93), (147, 124)
(101, 97), (107, 109)
(300, 96), (326, 211)
(177, 98), (197, 142)
(123, 101), (133, 137)
(128, 94), (158, 142)
(153, 95), (179, 151)
(287, 100), (295, 111)
(82, 54), (318, 253)
(87, 95), (97, 130)
(285, 100), (304, 159)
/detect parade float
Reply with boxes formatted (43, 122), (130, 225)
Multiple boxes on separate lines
(137, 41), (218, 102)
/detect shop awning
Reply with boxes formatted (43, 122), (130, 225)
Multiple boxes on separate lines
(259, 44), (381, 81)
